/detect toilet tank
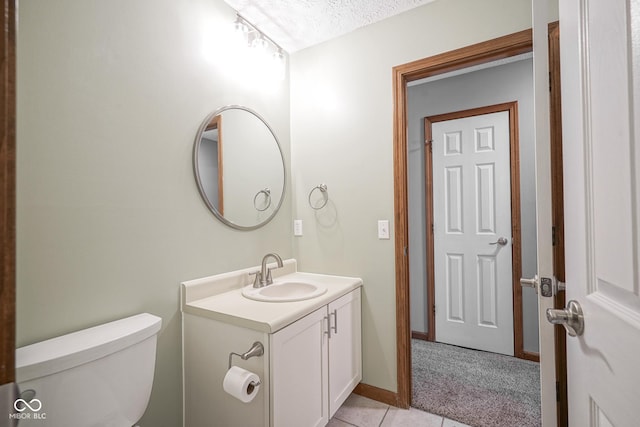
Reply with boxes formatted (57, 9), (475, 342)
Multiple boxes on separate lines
(14, 313), (162, 427)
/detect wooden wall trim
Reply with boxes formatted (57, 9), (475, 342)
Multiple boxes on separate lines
(423, 117), (436, 343)
(394, 29), (532, 84)
(411, 331), (429, 341)
(549, 21), (568, 427)
(549, 21), (565, 284)
(392, 64), (412, 409)
(0, 0), (17, 385)
(392, 30), (533, 409)
(508, 102), (524, 362)
(353, 383), (400, 407)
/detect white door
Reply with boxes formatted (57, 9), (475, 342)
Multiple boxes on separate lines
(432, 110), (514, 356)
(560, 0), (640, 425)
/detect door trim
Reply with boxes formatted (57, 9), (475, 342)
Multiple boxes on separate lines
(392, 28), (532, 409)
(1, 0), (17, 387)
(424, 102), (530, 361)
(548, 21), (568, 427)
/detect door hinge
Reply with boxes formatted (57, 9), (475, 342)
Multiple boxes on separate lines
(425, 139), (433, 153)
(549, 71), (552, 92)
(433, 304), (436, 315)
(556, 381), (560, 402)
(552, 226), (557, 246)
(431, 223), (434, 234)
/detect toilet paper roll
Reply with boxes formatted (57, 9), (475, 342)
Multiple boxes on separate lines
(223, 366), (261, 403)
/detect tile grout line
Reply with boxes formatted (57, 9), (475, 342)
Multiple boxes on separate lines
(378, 405), (391, 427)
(332, 415), (360, 427)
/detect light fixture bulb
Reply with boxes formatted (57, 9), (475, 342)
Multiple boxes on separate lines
(251, 35), (269, 52)
(272, 49), (284, 62)
(233, 15), (249, 38)
(229, 11), (286, 85)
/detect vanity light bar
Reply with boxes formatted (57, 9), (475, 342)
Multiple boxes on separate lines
(234, 13), (286, 57)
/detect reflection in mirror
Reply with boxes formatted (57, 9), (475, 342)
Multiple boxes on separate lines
(193, 105), (285, 230)
(198, 115), (223, 214)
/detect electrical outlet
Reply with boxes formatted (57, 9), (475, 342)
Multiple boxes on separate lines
(378, 220), (390, 239)
(294, 220), (303, 236)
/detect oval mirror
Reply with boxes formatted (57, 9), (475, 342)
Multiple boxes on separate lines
(193, 105), (286, 230)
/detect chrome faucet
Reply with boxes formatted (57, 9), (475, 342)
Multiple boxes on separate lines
(252, 253), (284, 288)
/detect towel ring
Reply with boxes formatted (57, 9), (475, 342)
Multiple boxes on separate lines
(308, 184), (328, 210)
(253, 188), (271, 212)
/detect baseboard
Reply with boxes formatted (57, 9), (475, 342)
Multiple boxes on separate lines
(353, 383), (399, 407)
(411, 331), (429, 341)
(520, 351), (540, 362)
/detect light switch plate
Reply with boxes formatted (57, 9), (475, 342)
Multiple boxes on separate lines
(294, 220), (303, 236)
(378, 220), (390, 239)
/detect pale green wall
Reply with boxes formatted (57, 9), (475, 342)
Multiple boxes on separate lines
(17, 0), (544, 424)
(290, 0), (533, 393)
(16, 0), (291, 426)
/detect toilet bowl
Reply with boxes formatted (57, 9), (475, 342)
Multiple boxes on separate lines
(14, 313), (161, 427)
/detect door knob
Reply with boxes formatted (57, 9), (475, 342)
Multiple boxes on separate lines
(546, 300), (584, 337)
(489, 237), (508, 246)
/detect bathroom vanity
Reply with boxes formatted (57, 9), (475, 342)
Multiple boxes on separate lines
(181, 259), (362, 427)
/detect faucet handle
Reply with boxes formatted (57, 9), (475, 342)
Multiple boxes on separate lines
(248, 270), (262, 288)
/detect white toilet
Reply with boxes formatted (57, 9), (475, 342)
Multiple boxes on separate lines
(14, 313), (161, 427)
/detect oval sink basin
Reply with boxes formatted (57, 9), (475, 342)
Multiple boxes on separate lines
(242, 280), (328, 302)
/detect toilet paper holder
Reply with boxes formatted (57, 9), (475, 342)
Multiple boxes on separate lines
(228, 341), (264, 370)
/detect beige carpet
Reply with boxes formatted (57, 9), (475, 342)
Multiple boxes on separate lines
(411, 339), (541, 427)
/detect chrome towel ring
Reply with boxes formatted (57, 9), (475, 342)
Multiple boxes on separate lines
(254, 188), (271, 211)
(308, 183), (328, 210)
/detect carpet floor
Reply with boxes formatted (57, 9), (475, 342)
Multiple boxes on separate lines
(412, 339), (541, 427)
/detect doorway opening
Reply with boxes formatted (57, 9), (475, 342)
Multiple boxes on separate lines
(424, 101), (527, 358)
(392, 25), (566, 425)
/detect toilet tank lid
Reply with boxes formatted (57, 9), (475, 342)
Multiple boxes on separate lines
(16, 313), (162, 383)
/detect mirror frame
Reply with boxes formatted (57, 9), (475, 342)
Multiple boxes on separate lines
(193, 105), (286, 231)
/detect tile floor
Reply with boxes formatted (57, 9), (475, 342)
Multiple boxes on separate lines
(329, 394), (472, 427)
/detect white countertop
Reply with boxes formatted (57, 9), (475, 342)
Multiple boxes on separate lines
(181, 260), (362, 333)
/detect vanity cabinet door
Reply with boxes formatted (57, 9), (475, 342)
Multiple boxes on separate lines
(327, 288), (362, 418)
(271, 306), (329, 427)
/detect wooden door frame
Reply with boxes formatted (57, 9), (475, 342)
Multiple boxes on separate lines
(423, 101), (535, 361)
(392, 28), (532, 408)
(548, 21), (568, 427)
(1, 0), (17, 389)
(392, 25), (570, 409)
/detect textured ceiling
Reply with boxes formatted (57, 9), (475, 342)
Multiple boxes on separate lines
(223, 0), (437, 52)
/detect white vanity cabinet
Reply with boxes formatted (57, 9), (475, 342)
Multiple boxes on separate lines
(181, 261), (362, 427)
(270, 288), (362, 427)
